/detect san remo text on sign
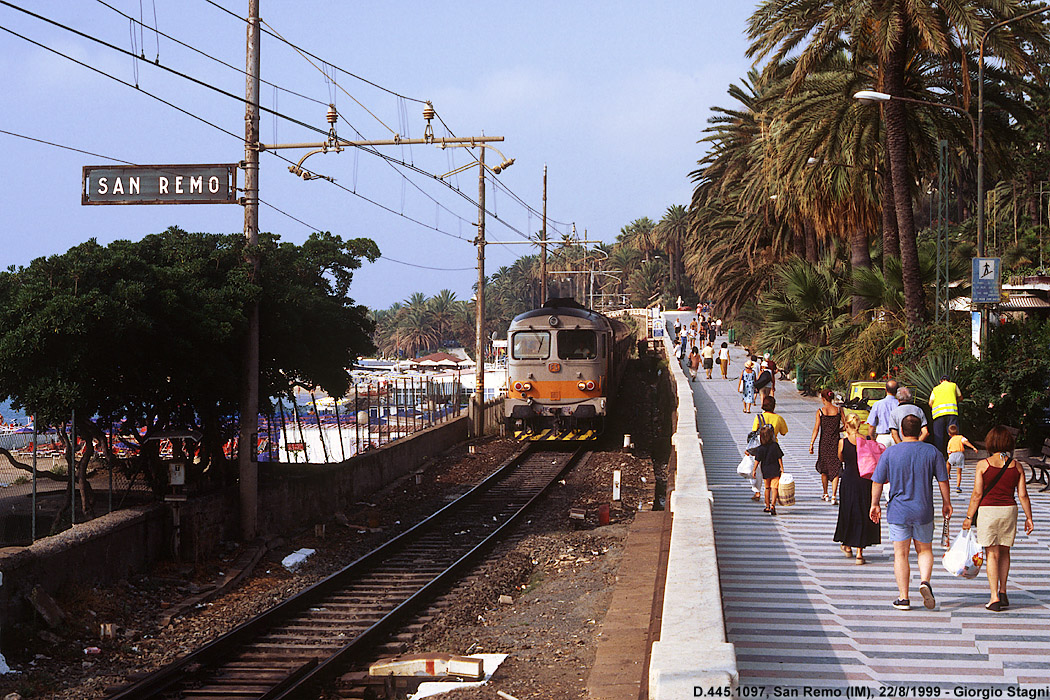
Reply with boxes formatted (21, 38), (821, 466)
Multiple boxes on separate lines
(82, 164), (238, 205)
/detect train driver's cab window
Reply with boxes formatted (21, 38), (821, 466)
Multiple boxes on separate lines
(512, 331), (550, 359)
(557, 330), (597, 360)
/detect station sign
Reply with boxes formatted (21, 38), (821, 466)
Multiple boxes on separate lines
(82, 164), (238, 205)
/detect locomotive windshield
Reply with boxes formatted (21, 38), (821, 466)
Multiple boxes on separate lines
(511, 331), (550, 359)
(557, 329), (597, 360)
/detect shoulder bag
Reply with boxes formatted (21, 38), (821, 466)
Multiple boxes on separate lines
(746, 414), (766, 451)
(972, 456), (1012, 527)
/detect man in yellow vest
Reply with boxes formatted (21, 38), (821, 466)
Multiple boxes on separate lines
(928, 374), (961, 458)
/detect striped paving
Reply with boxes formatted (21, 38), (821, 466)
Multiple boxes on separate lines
(682, 344), (1050, 690)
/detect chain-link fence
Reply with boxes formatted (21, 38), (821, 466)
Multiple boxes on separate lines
(259, 374), (468, 463)
(0, 426), (155, 547)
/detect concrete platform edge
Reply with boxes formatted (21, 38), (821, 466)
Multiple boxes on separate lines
(648, 324), (738, 699)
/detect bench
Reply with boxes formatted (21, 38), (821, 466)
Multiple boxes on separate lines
(1018, 438), (1050, 492)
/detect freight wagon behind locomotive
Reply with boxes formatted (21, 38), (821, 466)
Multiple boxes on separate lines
(504, 299), (633, 440)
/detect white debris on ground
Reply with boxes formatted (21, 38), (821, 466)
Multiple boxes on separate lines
(0, 652), (11, 674)
(280, 548), (316, 572)
(407, 654), (508, 699)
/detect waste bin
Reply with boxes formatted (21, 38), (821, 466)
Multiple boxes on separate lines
(795, 362), (805, 391)
(727, 328), (736, 344)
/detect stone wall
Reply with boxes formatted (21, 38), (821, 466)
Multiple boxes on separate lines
(0, 415), (469, 643)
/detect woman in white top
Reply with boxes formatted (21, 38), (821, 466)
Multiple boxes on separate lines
(718, 342), (731, 379)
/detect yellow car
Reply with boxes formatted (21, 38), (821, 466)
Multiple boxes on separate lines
(841, 381), (889, 437)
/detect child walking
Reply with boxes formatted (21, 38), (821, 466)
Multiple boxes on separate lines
(947, 423), (978, 494)
(748, 424), (785, 515)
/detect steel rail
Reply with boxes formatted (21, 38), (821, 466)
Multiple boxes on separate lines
(106, 443), (585, 699)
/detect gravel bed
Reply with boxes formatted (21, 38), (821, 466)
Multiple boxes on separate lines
(0, 355), (670, 700)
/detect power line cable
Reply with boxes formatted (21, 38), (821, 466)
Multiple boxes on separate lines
(94, 0), (329, 109)
(200, 0), (428, 104)
(2, 6), (535, 251)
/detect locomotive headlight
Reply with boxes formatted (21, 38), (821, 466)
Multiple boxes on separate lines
(577, 381), (587, 391)
(585, 380), (596, 391)
(513, 381), (524, 392)
(521, 382), (532, 391)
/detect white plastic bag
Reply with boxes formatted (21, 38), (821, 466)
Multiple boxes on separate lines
(736, 455), (754, 478)
(942, 529), (983, 578)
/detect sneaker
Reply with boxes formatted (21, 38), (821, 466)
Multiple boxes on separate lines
(919, 581), (936, 610)
(893, 598), (911, 610)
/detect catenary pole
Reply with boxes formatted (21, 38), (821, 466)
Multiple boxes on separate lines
(541, 165), (548, 304)
(239, 0), (261, 540)
(474, 147), (486, 438)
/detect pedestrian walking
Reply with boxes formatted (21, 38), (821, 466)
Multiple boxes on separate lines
(947, 424), (978, 494)
(810, 389), (845, 503)
(673, 318), (681, 343)
(752, 395), (788, 441)
(865, 379), (899, 449)
(688, 346), (701, 382)
(890, 386), (928, 444)
(870, 414), (953, 611)
(738, 360), (757, 414)
(716, 318), (723, 336)
(748, 423), (784, 515)
(834, 413), (881, 564)
(929, 374), (962, 457)
(761, 353), (777, 396)
(718, 342), (731, 379)
(961, 425), (1034, 611)
(755, 360), (774, 400)
(701, 341), (715, 379)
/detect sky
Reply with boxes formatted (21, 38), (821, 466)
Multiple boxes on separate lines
(1, 1), (756, 311)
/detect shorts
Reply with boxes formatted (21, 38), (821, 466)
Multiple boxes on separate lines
(703, 358), (713, 369)
(875, 433), (895, 449)
(948, 452), (965, 468)
(976, 505), (1018, 547)
(888, 520), (935, 543)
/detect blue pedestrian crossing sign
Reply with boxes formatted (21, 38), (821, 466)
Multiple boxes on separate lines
(971, 257), (1001, 304)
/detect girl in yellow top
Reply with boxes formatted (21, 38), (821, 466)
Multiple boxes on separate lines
(947, 423), (978, 494)
(752, 395), (789, 440)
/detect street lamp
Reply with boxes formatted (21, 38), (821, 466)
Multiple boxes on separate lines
(978, 7), (1050, 258)
(853, 90), (976, 151)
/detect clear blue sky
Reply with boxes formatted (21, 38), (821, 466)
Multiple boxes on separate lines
(1, 1), (755, 310)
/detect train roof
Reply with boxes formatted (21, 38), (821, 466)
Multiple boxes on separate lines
(510, 298), (610, 327)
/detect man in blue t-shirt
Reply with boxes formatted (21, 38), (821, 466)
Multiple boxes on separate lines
(870, 414), (953, 611)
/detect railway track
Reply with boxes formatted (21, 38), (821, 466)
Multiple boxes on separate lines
(105, 444), (587, 700)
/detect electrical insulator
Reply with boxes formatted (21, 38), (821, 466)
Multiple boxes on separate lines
(326, 105), (338, 125)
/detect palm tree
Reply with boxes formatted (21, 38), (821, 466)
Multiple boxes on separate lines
(427, 289), (457, 344)
(747, 0), (1050, 327)
(656, 204), (690, 295)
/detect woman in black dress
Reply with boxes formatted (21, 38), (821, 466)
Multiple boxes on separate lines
(809, 389), (844, 503)
(834, 412), (881, 564)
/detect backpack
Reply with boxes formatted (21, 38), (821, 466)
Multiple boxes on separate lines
(856, 437), (886, 478)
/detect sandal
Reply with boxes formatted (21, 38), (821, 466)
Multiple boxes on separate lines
(985, 601), (1003, 612)
(999, 592), (1009, 608)
(855, 556), (866, 565)
(840, 544), (853, 557)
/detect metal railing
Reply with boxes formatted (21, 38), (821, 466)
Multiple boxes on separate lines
(260, 374), (467, 463)
(0, 426), (154, 546)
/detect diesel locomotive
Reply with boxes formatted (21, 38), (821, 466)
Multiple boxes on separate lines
(504, 299), (633, 440)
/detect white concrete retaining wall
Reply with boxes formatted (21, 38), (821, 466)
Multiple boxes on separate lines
(648, 316), (738, 698)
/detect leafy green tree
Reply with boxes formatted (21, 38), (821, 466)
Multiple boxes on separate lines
(0, 227), (377, 500)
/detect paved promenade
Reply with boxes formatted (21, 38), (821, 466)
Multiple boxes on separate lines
(681, 342), (1050, 689)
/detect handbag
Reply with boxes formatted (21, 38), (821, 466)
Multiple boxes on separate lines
(736, 454), (754, 478)
(856, 437), (886, 479)
(972, 457), (1011, 527)
(746, 414), (766, 451)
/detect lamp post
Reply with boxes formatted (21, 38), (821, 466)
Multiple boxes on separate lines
(853, 91), (976, 152)
(978, 7), (1050, 257)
